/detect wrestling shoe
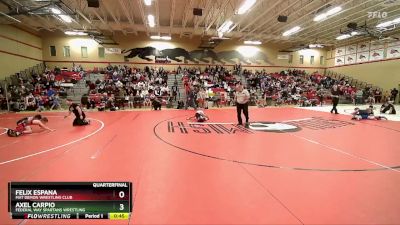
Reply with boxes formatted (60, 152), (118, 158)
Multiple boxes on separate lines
(7, 129), (21, 137)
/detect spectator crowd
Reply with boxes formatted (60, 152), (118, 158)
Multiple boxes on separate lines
(0, 67), (73, 112)
(1, 63), (398, 114)
(82, 64), (172, 111)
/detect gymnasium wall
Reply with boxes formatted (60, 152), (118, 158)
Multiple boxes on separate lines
(41, 31), (326, 74)
(2, 24), (398, 92)
(326, 49), (400, 91)
(0, 25), (43, 80)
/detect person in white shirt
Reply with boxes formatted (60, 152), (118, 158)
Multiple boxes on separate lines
(234, 82), (250, 126)
(161, 85), (170, 95)
(187, 109), (209, 122)
(197, 88), (207, 108)
(135, 73), (141, 81)
(138, 81), (145, 90)
(115, 80), (123, 88)
(223, 81), (228, 90)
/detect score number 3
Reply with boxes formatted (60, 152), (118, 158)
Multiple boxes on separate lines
(119, 191), (125, 211)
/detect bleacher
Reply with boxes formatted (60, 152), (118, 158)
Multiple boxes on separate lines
(325, 70), (383, 104)
(1, 64), (389, 113)
(76, 66), (176, 109)
(0, 63), (46, 111)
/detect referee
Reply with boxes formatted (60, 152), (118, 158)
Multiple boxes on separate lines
(234, 82), (250, 126)
(330, 84), (340, 114)
(65, 99), (90, 126)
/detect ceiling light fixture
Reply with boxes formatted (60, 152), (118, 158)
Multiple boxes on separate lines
(51, 7), (61, 14)
(326, 6), (342, 16)
(335, 30), (360, 40)
(336, 34), (351, 40)
(377, 21), (393, 28)
(244, 40), (262, 45)
(376, 17), (400, 28)
(237, 0), (257, 15)
(59, 15), (72, 23)
(309, 44), (324, 48)
(218, 20), (233, 33)
(282, 26), (301, 36)
(313, 6), (342, 22)
(150, 35), (171, 40)
(313, 14), (327, 22)
(148, 14), (155, 27)
(65, 31), (87, 36)
(144, 0), (152, 6)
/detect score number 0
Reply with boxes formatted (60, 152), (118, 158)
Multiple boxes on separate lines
(119, 191), (125, 211)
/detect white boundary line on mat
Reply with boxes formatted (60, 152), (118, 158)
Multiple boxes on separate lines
(0, 128), (7, 136)
(187, 122), (235, 125)
(187, 117), (314, 125)
(288, 132), (400, 173)
(0, 118), (104, 165)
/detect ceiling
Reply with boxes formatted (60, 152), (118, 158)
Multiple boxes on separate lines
(1, 0), (400, 49)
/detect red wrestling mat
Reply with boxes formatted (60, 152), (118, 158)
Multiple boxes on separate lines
(0, 107), (399, 225)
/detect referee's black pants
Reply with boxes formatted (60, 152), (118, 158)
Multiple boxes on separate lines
(236, 102), (249, 125)
(331, 97), (339, 114)
(73, 113), (89, 126)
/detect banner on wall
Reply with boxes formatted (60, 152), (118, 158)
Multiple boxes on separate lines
(346, 45), (357, 55)
(122, 47), (273, 65)
(155, 56), (171, 63)
(356, 52), (369, 63)
(357, 41), (370, 52)
(370, 42), (385, 50)
(105, 48), (122, 54)
(335, 56), (345, 65)
(345, 54), (356, 64)
(369, 49), (385, 61)
(335, 47), (345, 56)
(386, 46), (400, 58)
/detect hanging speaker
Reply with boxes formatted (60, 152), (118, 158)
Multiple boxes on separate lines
(193, 8), (203, 16)
(87, 0), (99, 8)
(277, 15), (288, 22)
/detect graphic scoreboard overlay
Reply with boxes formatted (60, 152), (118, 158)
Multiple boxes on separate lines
(8, 182), (132, 220)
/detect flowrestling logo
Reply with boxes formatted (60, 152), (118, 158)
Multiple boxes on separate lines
(368, 11), (388, 19)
